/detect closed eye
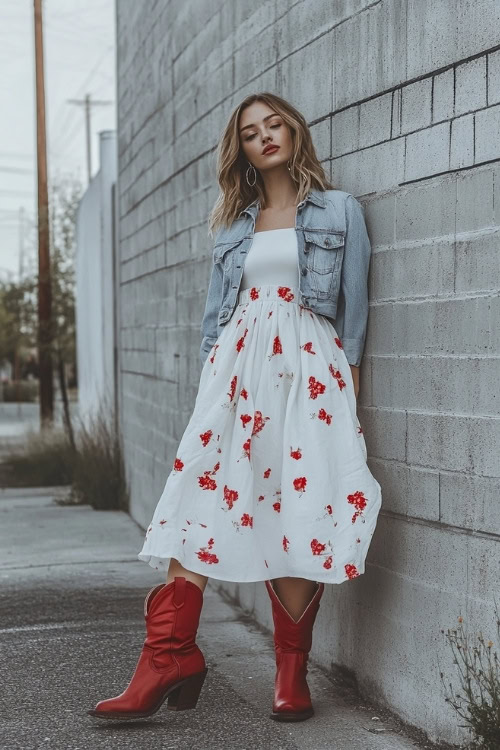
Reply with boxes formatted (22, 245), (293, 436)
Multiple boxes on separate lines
(245, 123), (281, 141)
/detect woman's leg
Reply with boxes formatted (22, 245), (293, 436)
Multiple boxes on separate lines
(166, 557), (208, 593)
(271, 576), (319, 621)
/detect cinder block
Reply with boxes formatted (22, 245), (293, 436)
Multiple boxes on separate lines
(310, 117), (331, 161)
(440, 471), (500, 535)
(450, 113), (474, 170)
(395, 177), (456, 241)
(357, 405), (407, 462)
(407, 411), (500, 476)
(359, 92), (392, 148)
(372, 354), (500, 417)
(404, 122), (450, 181)
(331, 106), (360, 157)
(401, 79), (432, 134)
(455, 232), (500, 294)
(370, 241), (455, 301)
(432, 67), (454, 122)
(455, 56), (487, 116)
(368, 456), (440, 521)
(475, 103), (500, 163)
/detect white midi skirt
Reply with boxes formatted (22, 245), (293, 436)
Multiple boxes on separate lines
(138, 283), (382, 584)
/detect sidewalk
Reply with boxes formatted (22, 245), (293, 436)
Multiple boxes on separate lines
(0, 487), (437, 750)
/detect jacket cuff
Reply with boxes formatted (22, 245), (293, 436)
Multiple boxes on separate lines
(340, 338), (364, 367)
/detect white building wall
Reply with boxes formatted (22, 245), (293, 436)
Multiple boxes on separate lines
(75, 130), (118, 426)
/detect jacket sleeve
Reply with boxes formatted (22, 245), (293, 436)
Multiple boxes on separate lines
(199, 253), (223, 367)
(334, 194), (372, 367)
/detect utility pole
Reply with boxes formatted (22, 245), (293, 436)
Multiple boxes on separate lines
(67, 93), (112, 184)
(33, 0), (53, 427)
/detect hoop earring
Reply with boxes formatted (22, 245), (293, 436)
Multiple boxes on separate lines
(246, 162), (257, 187)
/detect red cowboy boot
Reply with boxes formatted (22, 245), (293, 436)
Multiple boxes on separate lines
(264, 579), (325, 721)
(88, 576), (208, 719)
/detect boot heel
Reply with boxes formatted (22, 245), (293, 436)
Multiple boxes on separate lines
(167, 667), (208, 711)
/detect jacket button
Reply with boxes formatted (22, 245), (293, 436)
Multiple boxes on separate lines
(324, 238), (330, 246)
(301, 267), (307, 275)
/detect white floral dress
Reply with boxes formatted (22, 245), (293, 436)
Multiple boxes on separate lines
(138, 229), (382, 584)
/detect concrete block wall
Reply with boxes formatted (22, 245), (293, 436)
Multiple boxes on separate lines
(115, 1), (500, 744)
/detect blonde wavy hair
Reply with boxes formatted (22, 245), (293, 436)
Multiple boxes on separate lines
(207, 92), (335, 237)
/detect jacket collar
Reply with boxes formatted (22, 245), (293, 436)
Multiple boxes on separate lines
(238, 187), (326, 219)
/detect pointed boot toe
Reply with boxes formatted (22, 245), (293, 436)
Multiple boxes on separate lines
(88, 577), (208, 720)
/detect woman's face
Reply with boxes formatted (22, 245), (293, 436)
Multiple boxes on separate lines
(239, 101), (293, 174)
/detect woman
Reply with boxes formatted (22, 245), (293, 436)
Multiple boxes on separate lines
(88, 92), (382, 723)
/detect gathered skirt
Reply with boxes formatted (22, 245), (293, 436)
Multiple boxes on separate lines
(137, 283), (382, 584)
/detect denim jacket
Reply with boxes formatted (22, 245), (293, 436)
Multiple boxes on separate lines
(200, 188), (372, 368)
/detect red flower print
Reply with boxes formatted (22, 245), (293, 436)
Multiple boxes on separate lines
(236, 328), (249, 352)
(356, 538), (361, 543)
(267, 310), (273, 319)
(159, 519), (167, 526)
(242, 437), (251, 459)
(253, 316), (257, 324)
(209, 343), (219, 363)
(357, 426), (363, 435)
(334, 337), (343, 349)
(199, 430), (213, 447)
(240, 413), (252, 429)
(311, 538), (326, 555)
(250, 287), (260, 300)
(290, 447), (302, 460)
(317, 408), (332, 425)
(258, 494), (265, 502)
(196, 538), (219, 565)
(347, 490), (367, 523)
(236, 317), (243, 325)
(228, 375), (238, 401)
(146, 525), (152, 535)
(240, 387), (248, 400)
(329, 364), (346, 391)
(345, 564), (360, 579)
(308, 375), (326, 399)
(200, 523), (207, 528)
(293, 476), (307, 493)
(252, 410), (270, 436)
(271, 335), (283, 356)
(223, 484), (239, 510)
(325, 504), (333, 515)
(263, 467), (271, 478)
(198, 473), (217, 490)
(302, 341), (316, 354)
(240, 513), (253, 527)
(272, 501), (281, 513)
(173, 457), (184, 471)
(323, 556), (333, 570)
(277, 286), (295, 302)
(282, 535), (290, 552)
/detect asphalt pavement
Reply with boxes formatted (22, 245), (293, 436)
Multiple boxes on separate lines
(0, 486), (436, 750)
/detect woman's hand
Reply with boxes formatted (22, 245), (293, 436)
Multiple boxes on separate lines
(350, 365), (360, 401)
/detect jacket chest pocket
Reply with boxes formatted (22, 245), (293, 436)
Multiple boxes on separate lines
(214, 239), (243, 273)
(304, 230), (345, 275)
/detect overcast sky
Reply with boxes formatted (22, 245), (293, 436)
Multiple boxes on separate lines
(0, 0), (116, 280)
